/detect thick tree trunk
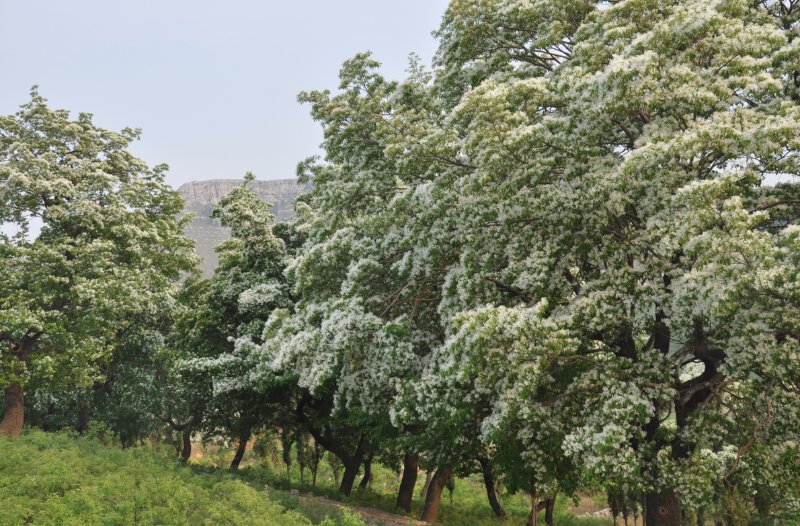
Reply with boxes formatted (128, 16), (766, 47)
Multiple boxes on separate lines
(294, 394), (367, 497)
(545, 497), (555, 526)
(359, 453), (373, 489)
(336, 438), (366, 497)
(396, 453), (419, 512)
(340, 456), (363, 496)
(0, 382), (24, 437)
(645, 490), (681, 526)
(477, 457), (506, 519)
(420, 465), (452, 524)
(180, 428), (192, 462)
(0, 338), (33, 437)
(229, 429), (251, 470)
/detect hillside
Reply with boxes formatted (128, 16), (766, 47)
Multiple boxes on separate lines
(178, 179), (307, 275)
(0, 431), (339, 526)
(0, 431), (486, 526)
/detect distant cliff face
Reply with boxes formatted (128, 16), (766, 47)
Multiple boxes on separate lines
(177, 179), (307, 276)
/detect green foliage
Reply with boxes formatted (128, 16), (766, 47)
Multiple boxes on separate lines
(715, 486), (753, 526)
(167, 176), (301, 453)
(0, 430), (315, 526)
(213, 438), (612, 526)
(0, 89), (195, 435)
(277, 0), (800, 520)
(253, 430), (281, 469)
(318, 510), (366, 526)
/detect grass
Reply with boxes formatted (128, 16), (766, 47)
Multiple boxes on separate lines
(0, 429), (612, 526)
(0, 430), (364, 526)
(193, 442), (613, 526)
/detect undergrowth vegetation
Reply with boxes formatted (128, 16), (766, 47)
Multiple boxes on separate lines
(0, 429), (613, 526)
(195, 441), (613, 526)
(0, 430), (363, 526)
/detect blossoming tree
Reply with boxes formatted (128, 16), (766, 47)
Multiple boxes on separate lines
(0, 90), (195, 437)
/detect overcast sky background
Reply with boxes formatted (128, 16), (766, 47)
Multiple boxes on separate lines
(1, 0), (449, 189)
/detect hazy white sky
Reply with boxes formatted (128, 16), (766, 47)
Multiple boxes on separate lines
(1, 0), (449, 188)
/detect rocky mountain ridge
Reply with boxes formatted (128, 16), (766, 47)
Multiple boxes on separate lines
(177, 178), (307, 275)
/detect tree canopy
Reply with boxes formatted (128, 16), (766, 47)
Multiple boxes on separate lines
(0, 89), (195, 436)
(3, 2), (800, 525)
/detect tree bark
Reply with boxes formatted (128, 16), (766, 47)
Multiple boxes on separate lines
(645, 490), (681, 526)
(294, 394), (366, 497)
(359, 453), (373, 489)
(340, 455), (364, 496)
(0, 339), (31, 437)
(0, 382), (24, 437)
(477, 457), (506, 519)
(545, 497), (555, 526)
(230, 429), (251, 470)
(526, 497), (548, 526)
(641, 494), (647, 526)
(77, 403), (90, 434)
(311, 441), (321, 487)
(159, 414), (198, 461)
(180, 428), (192, 462)
(396, 453), (419, 512)
(420, 470), (433, 499)
(420, 465), (452, 524)
(696, 508), (705, 526)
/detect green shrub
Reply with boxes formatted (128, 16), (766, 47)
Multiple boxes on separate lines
(0, 430), (313, 526)
(318, 509), (367, 526)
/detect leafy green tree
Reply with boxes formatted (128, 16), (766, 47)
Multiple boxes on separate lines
(250, 55), (441, 499)
(275, 1), (800, 523)
(172, 174), (301, 467)
(26, 317), (172, 446)
(0, 90), (195, 436)
(403, 1), (800, 523)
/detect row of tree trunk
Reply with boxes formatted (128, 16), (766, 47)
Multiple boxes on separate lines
(1, 392), (684, 526)
(226, 429), (681, 526)
(178, 425), (618, 526)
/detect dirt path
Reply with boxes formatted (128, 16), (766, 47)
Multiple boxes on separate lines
(296, 494), (426, 526)
(296, 491), (616, 526)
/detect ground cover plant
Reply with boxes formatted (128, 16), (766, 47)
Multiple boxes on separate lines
(0, 430), (366, 526)
(229, 446), (615, 526)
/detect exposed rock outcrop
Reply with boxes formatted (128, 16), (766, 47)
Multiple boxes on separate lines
(177, 178), (307, 275)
